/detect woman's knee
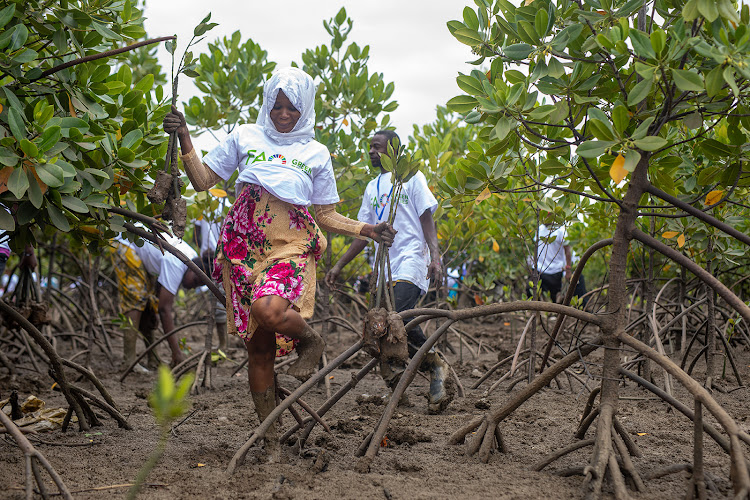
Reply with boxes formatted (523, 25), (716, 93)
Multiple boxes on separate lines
(251, 296), (287, 330)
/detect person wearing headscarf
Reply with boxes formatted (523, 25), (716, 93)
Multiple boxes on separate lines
(163, 67), (396, 461)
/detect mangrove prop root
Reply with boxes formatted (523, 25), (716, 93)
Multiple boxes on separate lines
(689, 399), (708, 500)
(0, 300), (89, 431)
(580, 386), (601, 426)
(448, 339), (601, 462)
(612, 426), (645, 492)
(120, 321), (207, 381)
(613, 417), (641, 458)
(70, 385), (131, 430)
(283, 358), (379, 446)
(0, 411), (73, 500)
(619, 368), (730, 453)
(617, 331), (750, 496)
(575, 407), (600, 440)
(277, 386), (331, 434)
(582, 336), (621, 499)
(540, 238), (613, 371)
(533, 439), (595, 472)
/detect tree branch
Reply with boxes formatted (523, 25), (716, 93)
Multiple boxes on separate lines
(630, 228), (750, 325)
(644, 184), (750, 247)
(35, 36), (176, 81)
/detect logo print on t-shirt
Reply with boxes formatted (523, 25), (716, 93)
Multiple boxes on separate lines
(269, 154), (286, 165)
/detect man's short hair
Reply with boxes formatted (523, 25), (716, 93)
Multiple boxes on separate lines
(374, 129), (400, 150)
(191, 255), (213, 276)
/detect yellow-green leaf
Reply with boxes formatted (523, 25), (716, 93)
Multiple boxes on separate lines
(704, 190), (723, 205)
(475, 187), (491, 204)
(609, 154), (627, 183)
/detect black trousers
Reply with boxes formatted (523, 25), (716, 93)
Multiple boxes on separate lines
(392, 281), (427, 358)
(529, 271), (589, 305)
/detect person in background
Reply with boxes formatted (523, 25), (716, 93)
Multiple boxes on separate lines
(326, 130), (454, 414)
(111, 232), (204, 370)
(193, 209), (229, 352)
(528, 221), (572, 303)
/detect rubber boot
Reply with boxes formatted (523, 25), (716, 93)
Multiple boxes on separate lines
(216, 322), (228, 352)
(286, 324), (325, 381)
(142, 327), (161, 370)
(123, 327), (137, 367)
(424, 352), (455, 414)
(251, 386), (281, 463)
(380, 360), (411, 407)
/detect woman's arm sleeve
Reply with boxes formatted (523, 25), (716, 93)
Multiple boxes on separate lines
(313, 204), (368, 240)
(181, 148), (223, 191)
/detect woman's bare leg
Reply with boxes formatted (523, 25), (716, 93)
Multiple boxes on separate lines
(246, 328), (280, 461)
(246, 328), (276, 392)
(251, 295), (325, 380)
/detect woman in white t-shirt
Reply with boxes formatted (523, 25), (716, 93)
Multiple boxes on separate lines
(164, 67), (395, 461)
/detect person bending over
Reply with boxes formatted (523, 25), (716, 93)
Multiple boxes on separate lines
(112, 232), (203, 370)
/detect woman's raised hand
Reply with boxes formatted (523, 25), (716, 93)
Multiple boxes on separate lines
(163, 105), (188, 136)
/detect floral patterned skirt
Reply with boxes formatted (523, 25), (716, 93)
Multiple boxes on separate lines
(213, 184), (325, 357)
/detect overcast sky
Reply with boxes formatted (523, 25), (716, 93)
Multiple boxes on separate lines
(143, 1), (475, 151)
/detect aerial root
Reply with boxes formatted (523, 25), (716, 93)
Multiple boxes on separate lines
(533, 439), (595, 471)
(448, 339), (602, 459)
(355, 321), (456, 472)
(70, 385), (131, 429)
(612, 426), (645, 492)
(277, 386), (331, 434)
(282, 358), (378, 447)
(617, 331), (750, 496)
(607, 451), (630, 500)
(575, 407), (600, 440)
(0, 411), (72, 500)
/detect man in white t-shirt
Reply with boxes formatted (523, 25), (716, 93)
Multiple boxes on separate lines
(112, 232), (203, 369)
(528, 223), (573, 302)
(326, 130), (454, 414)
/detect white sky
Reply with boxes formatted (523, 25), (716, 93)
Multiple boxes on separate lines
(143, 1), (475, 151)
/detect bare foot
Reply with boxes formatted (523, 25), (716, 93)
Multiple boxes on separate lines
(287, 325), (325, 381)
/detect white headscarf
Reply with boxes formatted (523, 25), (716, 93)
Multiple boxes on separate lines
(256, 67), (317, 145)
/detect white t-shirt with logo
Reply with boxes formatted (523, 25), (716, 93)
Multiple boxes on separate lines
(530, 224), (567, 274)
(203, 124), (339, 206)
(358, 171), (438, 293)
(116, 234), (198, 296)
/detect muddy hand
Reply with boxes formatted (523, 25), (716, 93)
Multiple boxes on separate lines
(372, 222), (397, 247)
(163, 105), (188, 135)
(426, 258), (442, 283)
(325, 264), (341, 288)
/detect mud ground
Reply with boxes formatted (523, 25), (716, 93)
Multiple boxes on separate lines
(2, 315), (749, 499)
